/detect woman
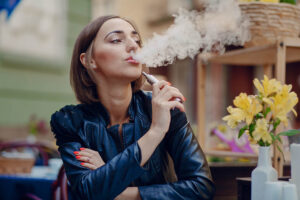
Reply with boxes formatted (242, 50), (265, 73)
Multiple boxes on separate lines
(50, 15), (215, 200)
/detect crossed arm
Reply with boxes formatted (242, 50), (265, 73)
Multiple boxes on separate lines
(74, 146), (141, 200)
(68, 122), (215, 200)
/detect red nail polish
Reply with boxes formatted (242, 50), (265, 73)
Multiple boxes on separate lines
(183, 96), (186, 102)
(74, 151), (79, 155)
(76, 156), (81, 159)
(167, 82), (171, 86)
(81, 163), (84, 166)
(80, 148), (85, 151)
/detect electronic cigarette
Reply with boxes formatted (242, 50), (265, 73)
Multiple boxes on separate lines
(142, 72), (183, 103)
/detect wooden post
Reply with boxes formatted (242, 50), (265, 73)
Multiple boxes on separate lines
(197, 55), (206, 150)
(263, 64), (272, 78)
(274, 40), (286, 177)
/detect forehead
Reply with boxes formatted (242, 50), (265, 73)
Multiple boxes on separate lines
(98, 18), (137, 37)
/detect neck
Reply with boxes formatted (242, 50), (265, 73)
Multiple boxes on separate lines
(96, 80), (132, 126)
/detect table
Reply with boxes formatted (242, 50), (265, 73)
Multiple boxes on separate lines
(0, 165), (62, 200)
(0, 174), (55, 200)
(210, 162), (291, 200)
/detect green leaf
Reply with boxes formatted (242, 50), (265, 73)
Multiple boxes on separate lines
(256, 113), (264, 119)
(278, 129), (300, 137)
(263, 107), (271, 118)
(276, 135), (282, 143)
(269, 132), (276, 141)
(238, 125), (248, 138)
(258, 139), (265, 146)
(249, 123), (255, 134)
(273, 119), (281, 130)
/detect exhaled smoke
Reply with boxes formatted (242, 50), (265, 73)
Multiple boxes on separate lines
(133, 0), (250, 67)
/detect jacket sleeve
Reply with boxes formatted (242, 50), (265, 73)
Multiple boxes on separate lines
(50, 108), (148, 200)
(138, 109), (215, 200)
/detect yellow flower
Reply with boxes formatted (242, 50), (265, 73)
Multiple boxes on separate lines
(222, 106), (244, 128)
(233, 93), (263, 125)
(253, 75), (282, 98)
(263, 84), (298, 126)
(252, 118), (272, 144)
(223, 93), (262, 127)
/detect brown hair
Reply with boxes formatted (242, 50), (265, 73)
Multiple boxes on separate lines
(70, 15), (146, 104)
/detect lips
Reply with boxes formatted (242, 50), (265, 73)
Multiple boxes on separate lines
(125, 56), (139, 64)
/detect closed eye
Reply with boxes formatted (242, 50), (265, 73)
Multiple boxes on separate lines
(111, 39), (122, 44)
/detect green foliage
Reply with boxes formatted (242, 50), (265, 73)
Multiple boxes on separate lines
(280, 0), (297, 5)
(238, 125), (248, 138)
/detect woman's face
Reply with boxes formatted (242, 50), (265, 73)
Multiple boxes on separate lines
(91, 18), (142, 82)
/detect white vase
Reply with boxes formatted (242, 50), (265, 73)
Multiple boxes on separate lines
(290, 144), (300, 200)
(251, 146), (278, 200)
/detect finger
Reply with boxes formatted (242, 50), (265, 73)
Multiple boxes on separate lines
(81, 149), (105, 164)
(152, 80), (169, 97)
(81, 149), (104, 160)
(159, 87), (185, 103)
(159, 85), (179, 96)
(75, 151), (93, 157)
(80, 148), (97, 154)
(166, 101), (185, 112)
(76, 155), (91, 163)
(80, 162), (97, 170)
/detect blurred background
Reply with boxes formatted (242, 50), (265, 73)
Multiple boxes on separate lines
(0, 0), (200, 141)
(1, 0), (300, 199)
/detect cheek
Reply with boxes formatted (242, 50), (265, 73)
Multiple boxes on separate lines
(93, 48), (120, 66)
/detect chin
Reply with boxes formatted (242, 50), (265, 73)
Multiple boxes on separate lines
(127, 72), (142, 82)
(125, 67), (142, 80)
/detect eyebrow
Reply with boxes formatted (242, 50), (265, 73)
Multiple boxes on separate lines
(104, 30), (139, 39)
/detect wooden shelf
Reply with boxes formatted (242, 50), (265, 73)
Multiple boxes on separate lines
(208, 38), (300, 66)
(205, 150), (258, 159)
(197, 37), (300, 177)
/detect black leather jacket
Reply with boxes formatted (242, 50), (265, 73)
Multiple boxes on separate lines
(50, 90), (215, 200)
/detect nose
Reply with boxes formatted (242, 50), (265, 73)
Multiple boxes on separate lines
(126, 38), (139, 53)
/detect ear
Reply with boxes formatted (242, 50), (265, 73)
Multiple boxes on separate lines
(80, 53), (88, 69)
(90, 59), (97, 69)
(80, 53), (97, 70)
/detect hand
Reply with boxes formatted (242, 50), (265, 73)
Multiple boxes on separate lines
(151, 80), (185, 137)
(74, 148), (105, 170)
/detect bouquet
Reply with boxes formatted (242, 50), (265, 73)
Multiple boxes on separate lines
(223, 76), (299, 151)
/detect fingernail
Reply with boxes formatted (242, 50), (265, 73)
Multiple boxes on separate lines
(81, 162), (84, 166)
(74, 151), (79, 155)
(183, 96), (186, 102)
(80, 148), (85, 151)
(76, 156), (81, 159)
(167, 82), (171, 86)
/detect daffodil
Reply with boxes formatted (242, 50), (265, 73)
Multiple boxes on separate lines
(222, 106), (244, 128)
(253, 75), (282, 98)
(263, 84), (298, 126)
(223, 76), (299, 147)
(233, 93), (263, 125)
(252, 118), (272, 145)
